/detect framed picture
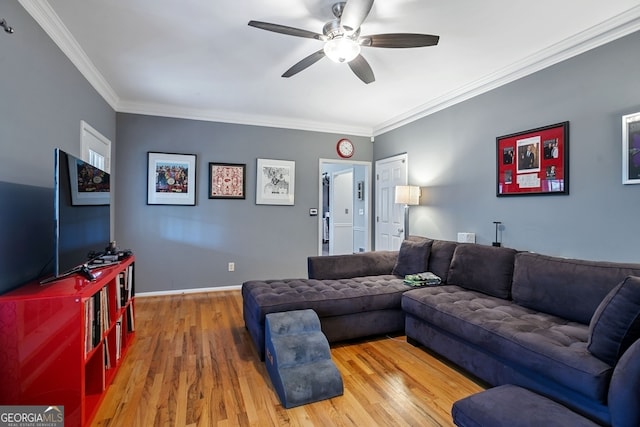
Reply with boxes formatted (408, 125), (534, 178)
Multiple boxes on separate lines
(147, 152), (197, 205)
(67, 153), (111, 206)
(209, 162), (246, 199)
(256, 158), (295, 205)
(622, 111), (640, 184)
(496, 121), (569, 196)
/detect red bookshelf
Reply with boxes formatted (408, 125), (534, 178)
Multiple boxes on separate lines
(0, 256), (135, 427)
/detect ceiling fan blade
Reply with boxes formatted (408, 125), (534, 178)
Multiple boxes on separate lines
(248, 20), (325, 41)
(282, 49), (326, 78)
(360, 33), (440, 48)
(348, 54), (375, 84)
(340, 0), (374, 32)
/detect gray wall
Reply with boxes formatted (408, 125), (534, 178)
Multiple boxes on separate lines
(374, 30), (640, 263)
(115, 114), (371, 293)
(0, 3), (115, 293)
(2, 1), (639, 295)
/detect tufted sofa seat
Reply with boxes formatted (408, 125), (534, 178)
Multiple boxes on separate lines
(242, 274), (408, 360)
(402, 286), (609, 402)
(242, 242), (451, 360)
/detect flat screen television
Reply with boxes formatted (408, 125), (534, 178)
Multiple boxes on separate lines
(52, 148), (111, 279)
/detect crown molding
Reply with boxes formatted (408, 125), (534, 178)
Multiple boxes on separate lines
(373, 5), (640, 136)
(21, 1), (640, 138)
(19, 0), (371, 136)
(19, 0), (120, 109)
(117, 100), (373, 137)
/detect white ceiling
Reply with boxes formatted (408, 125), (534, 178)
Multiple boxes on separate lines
(20, 0), (640, 136)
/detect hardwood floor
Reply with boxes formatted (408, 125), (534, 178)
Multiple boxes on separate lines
(91, 291), (485, 427)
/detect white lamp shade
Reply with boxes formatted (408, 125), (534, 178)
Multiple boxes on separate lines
(324, 36), (361, 63)
(395, 185), (420, 205)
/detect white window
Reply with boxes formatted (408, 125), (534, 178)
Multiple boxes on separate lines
(80, 120), (111, 172)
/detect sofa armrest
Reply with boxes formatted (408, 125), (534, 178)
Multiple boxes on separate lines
(608, 338), (640, 427)
(307, 251), (398, 280)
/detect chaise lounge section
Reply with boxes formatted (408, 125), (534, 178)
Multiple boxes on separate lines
(242, 237), (456, 360)
(242, 250), (408, 360)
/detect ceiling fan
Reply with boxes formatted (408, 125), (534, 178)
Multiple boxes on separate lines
(248, 0), (439, 84)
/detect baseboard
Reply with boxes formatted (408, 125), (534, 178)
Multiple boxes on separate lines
(137, 284), (242, 298)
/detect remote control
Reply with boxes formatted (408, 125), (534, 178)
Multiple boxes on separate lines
(79, 265), (96, 281)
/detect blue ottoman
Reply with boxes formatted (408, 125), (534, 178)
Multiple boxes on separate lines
(452, 385), (601, 427)
(264, 309), (344, 408)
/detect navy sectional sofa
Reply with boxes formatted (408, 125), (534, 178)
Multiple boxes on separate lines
(242, 236), (640, 426)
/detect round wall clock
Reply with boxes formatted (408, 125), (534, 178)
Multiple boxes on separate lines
(336, 138), (354, 158)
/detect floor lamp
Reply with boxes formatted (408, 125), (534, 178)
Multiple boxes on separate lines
(395, 185), (421, 239)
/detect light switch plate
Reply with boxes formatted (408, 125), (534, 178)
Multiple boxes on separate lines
(457, 232), (476, 243)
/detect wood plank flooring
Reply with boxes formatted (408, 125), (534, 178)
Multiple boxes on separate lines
(91, 291), (485, 427)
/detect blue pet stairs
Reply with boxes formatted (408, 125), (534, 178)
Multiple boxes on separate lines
(264, 309), (344, 408)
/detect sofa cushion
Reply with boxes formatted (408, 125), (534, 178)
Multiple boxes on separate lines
(392, 238), (432, 277)
(402, 286), (612, 402)
(243, 275), (408, 321)
(406, 236), (459, 283)
(512, 253), (640, 324)
(452, 385), (601, 427)
(308, 250), (398, 280)
(425, 238), (458, 284)
(609, 339), (640, 427)
(446, 244), (517, 299)
(587, 276), (640, 366)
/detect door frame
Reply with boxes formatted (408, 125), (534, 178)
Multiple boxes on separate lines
(318, 158), (372, 256)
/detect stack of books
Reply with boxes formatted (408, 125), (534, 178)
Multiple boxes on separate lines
(403, 272), (442, 287)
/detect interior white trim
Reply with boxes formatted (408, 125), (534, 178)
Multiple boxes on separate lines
(137, 284), (241, 298)
(80, 120), (111, 172)
(117, 100), (373, 137)
(18, 0), (120, 110)
(318, 158), (372, 256)
(373, 5), (640, 136)
(21, 2), (640, 137)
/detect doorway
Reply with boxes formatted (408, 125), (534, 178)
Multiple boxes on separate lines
(318, 159), (372, 256)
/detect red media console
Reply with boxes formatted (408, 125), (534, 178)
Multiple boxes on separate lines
(0, 256), (135, 426)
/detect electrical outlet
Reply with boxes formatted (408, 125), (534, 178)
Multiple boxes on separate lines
(228, 262), (235, 272)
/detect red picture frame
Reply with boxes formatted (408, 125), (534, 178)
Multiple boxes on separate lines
(496, 122), (569, 196)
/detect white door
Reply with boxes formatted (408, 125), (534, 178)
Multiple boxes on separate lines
(375, 154), (408, 251)
(330, 169), (354, 255)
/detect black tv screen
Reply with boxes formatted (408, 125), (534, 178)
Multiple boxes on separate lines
(54, 148), (111, 277)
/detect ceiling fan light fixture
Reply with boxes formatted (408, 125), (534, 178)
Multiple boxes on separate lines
(249, 0), (440, 83)
(323, 36), (361, 63)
